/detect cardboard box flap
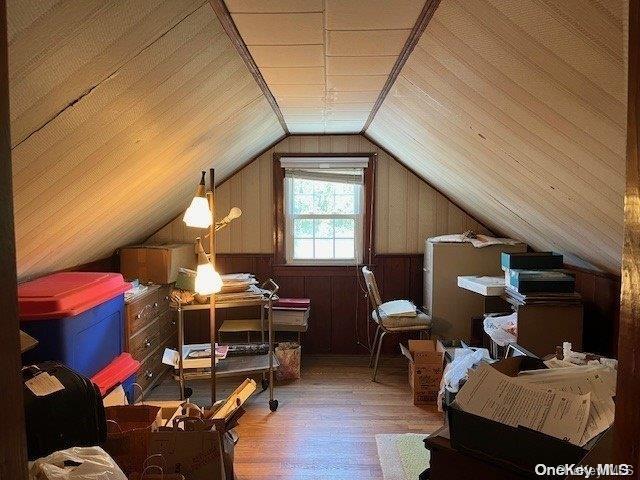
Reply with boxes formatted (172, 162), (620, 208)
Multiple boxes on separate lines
(400, 343), (413, 362)
(407, 340), (445, 364)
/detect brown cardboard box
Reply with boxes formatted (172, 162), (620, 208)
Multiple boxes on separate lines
(120, 244), (196, 284)
(400, 339), (445, 405)
(424, 240), (527, 342)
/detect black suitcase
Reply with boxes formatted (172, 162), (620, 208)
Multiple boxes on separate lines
(23, 362), (107, 459)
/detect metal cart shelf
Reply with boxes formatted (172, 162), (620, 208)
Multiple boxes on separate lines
(171, 279), (280, 411)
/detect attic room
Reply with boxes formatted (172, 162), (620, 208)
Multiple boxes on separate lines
(0, 0), (637, 479)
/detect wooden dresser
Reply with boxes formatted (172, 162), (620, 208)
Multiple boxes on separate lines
(124, 284), (177, 397)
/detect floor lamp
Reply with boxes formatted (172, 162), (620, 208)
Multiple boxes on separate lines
(183, 168), (241, 405)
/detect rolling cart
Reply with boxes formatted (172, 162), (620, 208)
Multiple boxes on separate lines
(171, 279), (280, 411)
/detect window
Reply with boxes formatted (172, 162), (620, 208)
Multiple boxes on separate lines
(274, 155), (374, 266)
(285, 169), (363, 263)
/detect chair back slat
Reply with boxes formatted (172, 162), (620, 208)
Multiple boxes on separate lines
(361, 266), (382, 309)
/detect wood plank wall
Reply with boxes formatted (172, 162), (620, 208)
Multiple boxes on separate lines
(148, 134), (621, 356)
(366, 0), (627, 274)
(148, 134), (490, 253)
(0, 0), (28, 474)
(7, 0), (284, 280)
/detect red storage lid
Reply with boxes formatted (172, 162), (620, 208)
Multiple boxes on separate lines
(272, 298), (311, 309)
(18, 272), (130, 320)
(91, 353), (141, 396)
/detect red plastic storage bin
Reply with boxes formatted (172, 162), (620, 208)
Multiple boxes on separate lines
(19, 272), (130, 377)
(92, 353), (141, 401)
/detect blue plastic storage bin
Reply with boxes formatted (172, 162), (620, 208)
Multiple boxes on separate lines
(19, 272), (130, 377)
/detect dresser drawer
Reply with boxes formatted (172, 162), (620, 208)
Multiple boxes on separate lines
(126, 290), (161, 335)
(130, 322), (161, 362)
(156, 285), (171, 314)
(136, 346), (167, 393)
(158, 310), (177, 346)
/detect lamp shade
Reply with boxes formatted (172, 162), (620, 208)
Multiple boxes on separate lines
(195, 262), (223, 295)
(183, 196), (212, 228)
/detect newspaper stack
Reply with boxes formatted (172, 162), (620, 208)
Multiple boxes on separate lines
(216, 273), (266, 304)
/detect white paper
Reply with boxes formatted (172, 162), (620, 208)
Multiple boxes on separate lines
(455, 363), (590, 445)
(379, 300), (416, 317)
(515, 366), (616, 446)
(25, 372), (65, 397)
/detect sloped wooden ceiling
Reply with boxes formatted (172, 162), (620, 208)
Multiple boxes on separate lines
(225, 0), (426, 133)
(8, 0), (285, 280)
(366, 0), (628, 274)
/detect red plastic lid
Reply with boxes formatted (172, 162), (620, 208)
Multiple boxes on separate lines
(18, 272), (130, 320)
(273, 298), (310, 309)
(91, 353), (141, 396)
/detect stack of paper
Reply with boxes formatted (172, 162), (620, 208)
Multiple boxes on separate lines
(220, 273), (259, 293)
(455, 362), (616, 446)
(515, 365), (616, 446)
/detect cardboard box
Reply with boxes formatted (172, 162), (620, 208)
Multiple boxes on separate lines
(400, 339), (445, 405)
(120, 244), (196, 284)
(424, 240), (527, 342)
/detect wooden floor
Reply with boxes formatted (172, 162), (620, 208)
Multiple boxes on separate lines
(149, 355), (444, 480)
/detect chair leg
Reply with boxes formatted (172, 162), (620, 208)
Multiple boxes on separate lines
(372, 331), (387, 382)
(369, 325), (381, 368)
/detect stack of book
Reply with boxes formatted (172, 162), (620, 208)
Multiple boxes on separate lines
(501, 252), (580, 304)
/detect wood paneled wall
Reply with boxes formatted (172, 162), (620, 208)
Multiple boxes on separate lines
(148, 134), (490, 252)
(0, 0), (28, 475)
(180, 253), (424, 355)
(366, 0), (628, 274)
(614, 0), (639, 466)
(8, 0), (285, 280)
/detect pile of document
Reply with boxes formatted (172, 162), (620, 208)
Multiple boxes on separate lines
(455, 361), (616, 446)
(216, 273), (264, 304)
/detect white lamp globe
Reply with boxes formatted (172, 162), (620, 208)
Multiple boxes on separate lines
(183, 196), (212, 228)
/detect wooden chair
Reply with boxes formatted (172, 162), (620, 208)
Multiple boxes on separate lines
(362, 266), (432, 381)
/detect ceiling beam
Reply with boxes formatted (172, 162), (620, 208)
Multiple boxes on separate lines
(361, 0), (441, 133)
(208, 0), (289, 135)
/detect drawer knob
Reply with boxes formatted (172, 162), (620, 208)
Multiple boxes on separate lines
(171, 320), (176, 326)
(144, 339), (151, 348)
(164, 296), (169, 301)
(135, 313), (141, 319)
(153, 302), (159, 308)
(145, 371), (153, 379)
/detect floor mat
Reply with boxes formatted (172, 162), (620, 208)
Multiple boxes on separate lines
(375, 433), (430, 480)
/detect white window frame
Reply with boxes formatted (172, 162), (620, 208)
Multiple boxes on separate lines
(284, 169), (365, 266)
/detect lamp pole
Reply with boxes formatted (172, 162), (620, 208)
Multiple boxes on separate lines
(208, 168), (217, 406)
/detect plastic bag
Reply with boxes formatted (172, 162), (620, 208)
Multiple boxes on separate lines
(29, 446), (127, 480)
(275, 342), (301, 381)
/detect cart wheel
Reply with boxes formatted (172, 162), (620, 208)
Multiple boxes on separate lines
(182, 386), (193, 399)
(261, 378), (269, 391)
(269, 399), (279, 412)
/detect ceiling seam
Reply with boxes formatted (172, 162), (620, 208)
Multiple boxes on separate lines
(360, 0), (442, 134)
(208, 0), (290, 135)
(12, 1), (209, 149)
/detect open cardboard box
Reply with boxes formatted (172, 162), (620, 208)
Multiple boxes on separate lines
(400, 339), (445, 405)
